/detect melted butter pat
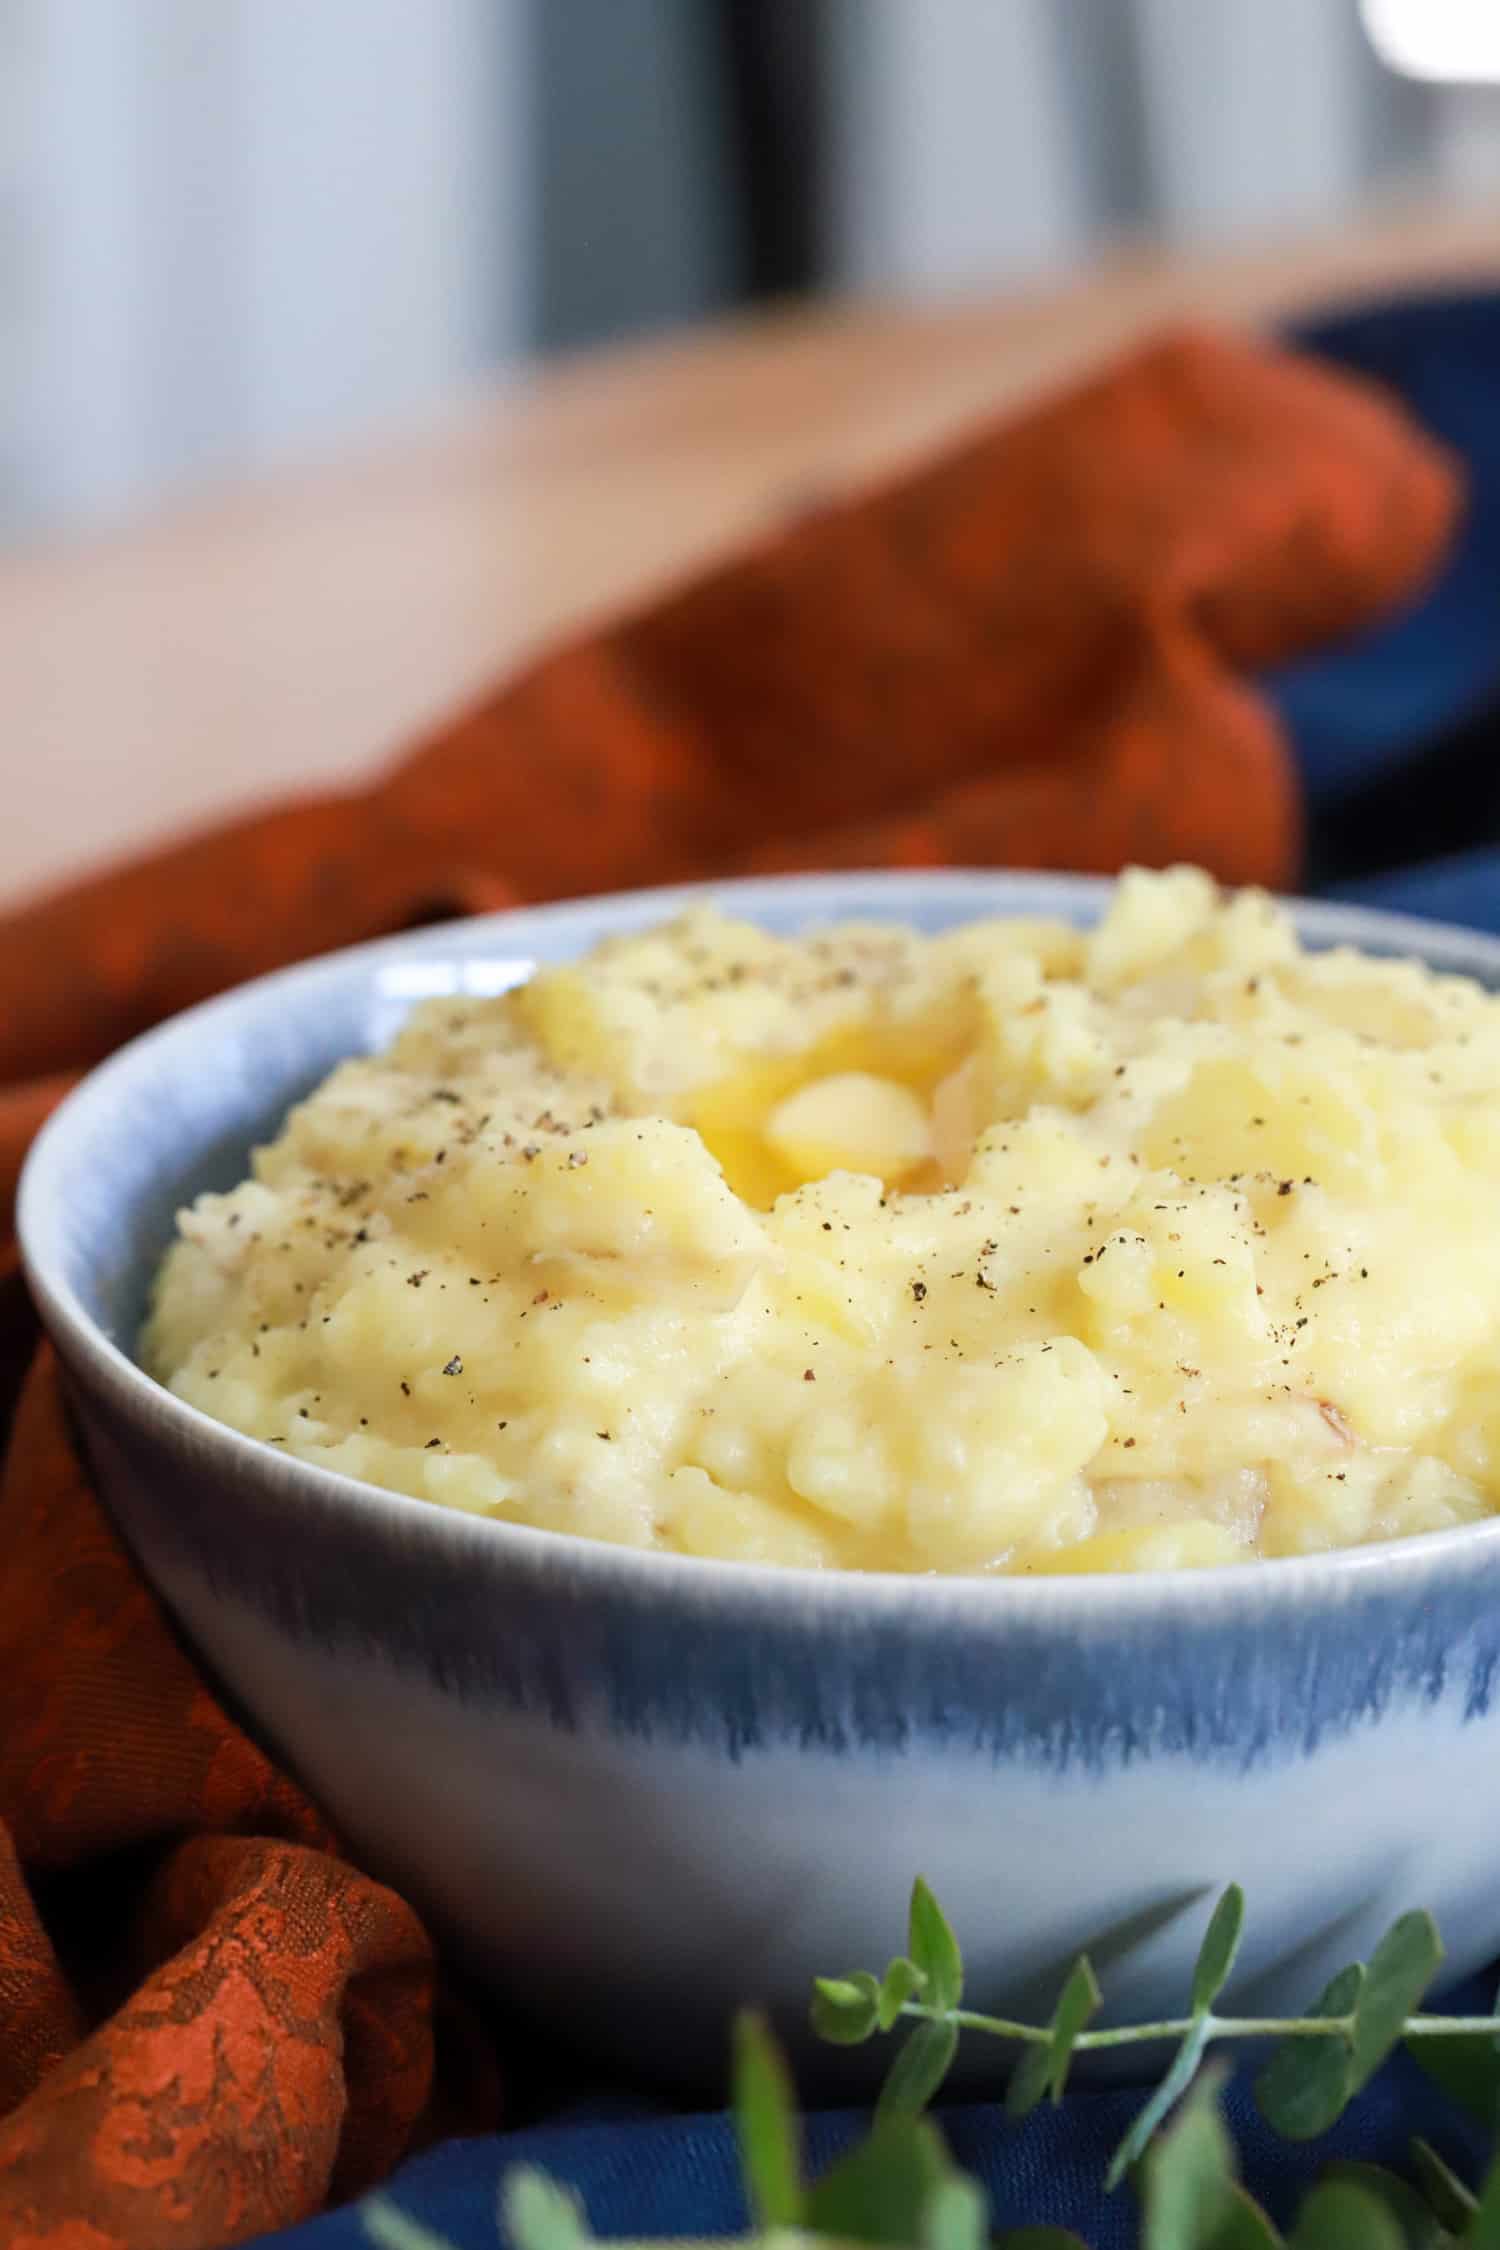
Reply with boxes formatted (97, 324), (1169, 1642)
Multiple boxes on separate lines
(686, 1022), (963, 1202)
(764, 1072), (931, 1187)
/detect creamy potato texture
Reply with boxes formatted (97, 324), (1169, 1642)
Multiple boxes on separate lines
(146, 869), (1500, 1573)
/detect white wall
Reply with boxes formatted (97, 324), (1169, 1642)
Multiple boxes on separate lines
(1132, 0), (1367, 238)
(822, 0), (1471, 298)
(17, 0), (527, 537)
(825, 0), (1089, 293)
(8, 0), (1495, 538)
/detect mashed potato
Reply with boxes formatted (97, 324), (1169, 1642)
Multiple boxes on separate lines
(145, 868), (1500, 1574)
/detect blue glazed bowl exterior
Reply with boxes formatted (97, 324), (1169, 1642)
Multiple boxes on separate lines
(20, 871), (1500, 2087)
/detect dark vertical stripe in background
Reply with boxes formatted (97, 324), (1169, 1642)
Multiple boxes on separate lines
(532, 0), (827, 354)
(722, 0), (827, 303)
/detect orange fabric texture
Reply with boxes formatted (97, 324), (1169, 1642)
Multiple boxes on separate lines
(0, 325), (1463, 2247)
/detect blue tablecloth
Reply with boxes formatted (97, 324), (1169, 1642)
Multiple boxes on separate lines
(268, 288), (1500, 2250)
(276, 2010), (1496, 2248)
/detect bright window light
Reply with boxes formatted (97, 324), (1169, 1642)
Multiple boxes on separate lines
(1362, 0), (1500, 80)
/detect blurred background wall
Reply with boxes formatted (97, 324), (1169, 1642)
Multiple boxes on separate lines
(4, 0), (1497, 545)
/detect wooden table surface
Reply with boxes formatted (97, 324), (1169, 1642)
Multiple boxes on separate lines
(3, 199), (1499, 910)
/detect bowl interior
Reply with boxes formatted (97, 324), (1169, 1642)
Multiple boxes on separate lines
(23, 868), (1500, 1379)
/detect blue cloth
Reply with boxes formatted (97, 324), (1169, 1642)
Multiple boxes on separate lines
(263, 289), (1500, 2248)
(277, 2001), (1494, 2248)
(1271, 289), (1500, 821)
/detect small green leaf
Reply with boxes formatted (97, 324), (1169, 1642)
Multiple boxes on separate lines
(908, 1879), (964, 2014)
(1141, 2063), (1237, 2247)
(1004, 2039), (1054, 2122)
(876, 2017), (961, 2124)
(879, 1956), (922, 2031)
(1105, 2016), (1213, 2190)
(1211, 2187), (1288, 2250)
(1137, 2064), (1284, 2245)
(812, 1971), (882, 2046)
(1466, 2148), (1500, 2248)
(1191, 1887), (1247, 2015)
(805, 2117), (949, 2244)
(1254, 1963), (1363, 2141)
(732, 2010), (803, 2231)
(1047, 1957), (1102, 2103)
(1322, 2160), (1451, 2247)
(1351, 1914), (1444, 2095)
(921, 2171), (990, 2250)
(1005, 1958), (1102, 2120)
(498, 2171), (594, 2250)
(817, 1975), (870, 2008)
(1408, 2034), (1500, 2130)
(1409, 2137), (1476, 2232)
(1287, 2178), (1406, 2250)
(361, 2196), (466, 2250)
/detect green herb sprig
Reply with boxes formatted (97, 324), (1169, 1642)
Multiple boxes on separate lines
(361, 1878), (1500, 2250)
(815, 1878), (1500, 2172)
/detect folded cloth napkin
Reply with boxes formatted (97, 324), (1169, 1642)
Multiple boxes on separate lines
(0, 315), (1484, 2250)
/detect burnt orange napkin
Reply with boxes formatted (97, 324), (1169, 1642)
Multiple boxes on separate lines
(0, 325), (1461, 2247)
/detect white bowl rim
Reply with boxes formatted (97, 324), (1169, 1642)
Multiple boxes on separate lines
(21, 862), (1500, 1622)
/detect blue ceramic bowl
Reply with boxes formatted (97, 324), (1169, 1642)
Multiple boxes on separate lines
(20, 870), (1500, 2088)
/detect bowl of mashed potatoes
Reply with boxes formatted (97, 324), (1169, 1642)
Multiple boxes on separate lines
(21, 866), (1500, 2083)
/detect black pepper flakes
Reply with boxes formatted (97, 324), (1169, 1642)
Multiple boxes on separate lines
(443, 1355), (463, 1376)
